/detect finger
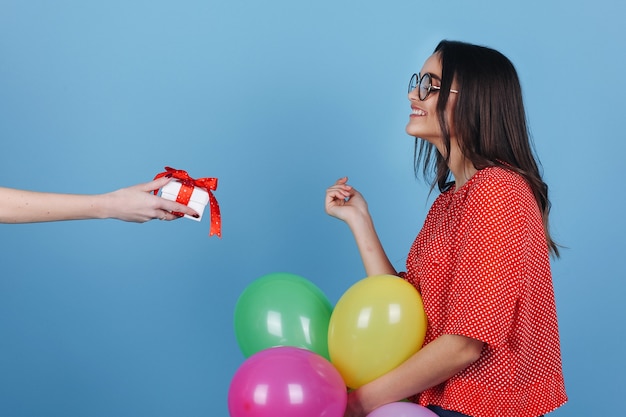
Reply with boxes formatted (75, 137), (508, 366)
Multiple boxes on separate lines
(156, 210), (170, 221)
(140, 177), (172, 193)
(326, 192), (349, 207)
(327, 189), (349, 200)
(327, 185), (352, 199)
(328, 181), (352, 193)
(159, 199), (200, 218)
(156, 209), (184, 222)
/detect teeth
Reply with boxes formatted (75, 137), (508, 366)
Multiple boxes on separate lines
(412, 108), (426, 116)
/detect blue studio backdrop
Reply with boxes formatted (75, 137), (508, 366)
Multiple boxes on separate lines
(1, 1), (625, 416)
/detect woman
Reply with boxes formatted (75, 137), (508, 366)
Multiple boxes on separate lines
(325, 40), (567, 417)
(0, 176), (198, 223)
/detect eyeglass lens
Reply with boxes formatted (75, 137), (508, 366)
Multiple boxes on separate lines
(408, 74), (418, 94)
(419, 73), (431, 100)
(408, 73), (432, 100)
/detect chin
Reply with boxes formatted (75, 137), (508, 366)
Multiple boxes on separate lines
(406, 128), (425, 139)
(405, 125), (419, 137)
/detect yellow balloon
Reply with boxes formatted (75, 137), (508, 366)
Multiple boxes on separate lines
(328, 275), (427, 389)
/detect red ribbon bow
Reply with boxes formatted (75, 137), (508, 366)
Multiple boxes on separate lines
(153, 166), (221, 237)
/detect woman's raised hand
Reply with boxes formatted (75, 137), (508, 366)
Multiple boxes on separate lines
(325, 177), (369, 224)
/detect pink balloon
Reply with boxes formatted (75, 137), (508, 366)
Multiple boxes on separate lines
(228, 346), (347, 417)
(367, 402), (438, 417)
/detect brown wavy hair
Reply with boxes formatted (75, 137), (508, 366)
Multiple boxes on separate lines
(414, 40), (559, 257)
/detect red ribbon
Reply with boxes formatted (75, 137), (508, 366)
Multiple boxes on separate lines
(153, 166), (221, 237)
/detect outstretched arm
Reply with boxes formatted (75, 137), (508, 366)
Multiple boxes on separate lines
(0, 177), (198, 224)
(325, 177), (397, 276)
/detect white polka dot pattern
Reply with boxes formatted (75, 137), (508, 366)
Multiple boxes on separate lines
(402, 167), (567, 417)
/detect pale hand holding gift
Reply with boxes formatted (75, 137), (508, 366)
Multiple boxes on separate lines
(153, 167), (222, 237)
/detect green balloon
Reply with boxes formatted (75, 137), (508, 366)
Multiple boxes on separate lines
(234, 272), (333, 360)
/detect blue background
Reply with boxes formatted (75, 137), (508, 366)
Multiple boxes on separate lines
(1, 1), (624, 416)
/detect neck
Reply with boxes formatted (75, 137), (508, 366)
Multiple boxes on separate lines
(448, 144), (477, 190)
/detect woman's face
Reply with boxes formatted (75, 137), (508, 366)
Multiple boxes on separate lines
(405, 53), (457, 152)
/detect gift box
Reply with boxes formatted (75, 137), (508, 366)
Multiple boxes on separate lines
(153, 166), (222, 237)
(161, 179), (209, 222)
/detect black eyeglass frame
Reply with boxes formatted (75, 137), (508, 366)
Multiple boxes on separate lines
(408, 72), (459, 101)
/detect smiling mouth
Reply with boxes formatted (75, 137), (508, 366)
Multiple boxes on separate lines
(411, 108), (426, 116)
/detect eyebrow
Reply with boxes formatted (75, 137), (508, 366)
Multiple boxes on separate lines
(427, 73), (443, 81)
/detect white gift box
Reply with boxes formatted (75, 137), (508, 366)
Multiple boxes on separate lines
(161, 180), (209, 222)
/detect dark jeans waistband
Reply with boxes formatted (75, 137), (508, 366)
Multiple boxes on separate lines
(427, 405), (544, 417)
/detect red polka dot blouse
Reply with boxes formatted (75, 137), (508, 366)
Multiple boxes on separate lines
(402, 166), (567, 417)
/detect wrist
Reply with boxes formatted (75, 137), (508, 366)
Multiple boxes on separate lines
(346, 209), (374, 233)
(94, 192), (114, 219)
(347, 389), (368, 416)
(349, 385), (382, 416)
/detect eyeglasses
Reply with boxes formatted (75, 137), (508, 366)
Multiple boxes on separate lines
(408, 73), (458, 101)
